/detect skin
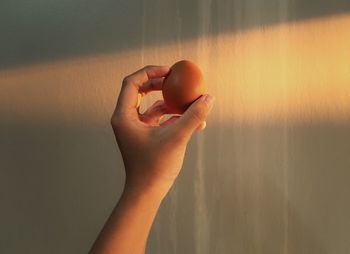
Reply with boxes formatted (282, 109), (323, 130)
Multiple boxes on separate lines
(89, 65), (214, 254)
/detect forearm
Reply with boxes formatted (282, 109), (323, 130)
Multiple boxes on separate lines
(90, 181), (166, 254)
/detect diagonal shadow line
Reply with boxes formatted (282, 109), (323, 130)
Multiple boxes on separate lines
(0, 0), (350, 69)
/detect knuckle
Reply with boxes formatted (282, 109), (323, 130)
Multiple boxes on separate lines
(110, 115), (122, 130)
(122, 75), (138, 90)
(122, 76), (131, 86)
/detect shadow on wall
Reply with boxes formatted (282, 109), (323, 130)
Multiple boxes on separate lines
(187, 121), (350, 254)
(1, 0), (350, 68)
(0, 117), (125, 254)
(1, 117), (350, 254)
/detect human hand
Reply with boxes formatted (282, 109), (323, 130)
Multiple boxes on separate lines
(111, 65), (214, 199)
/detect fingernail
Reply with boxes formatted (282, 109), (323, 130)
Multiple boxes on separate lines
(203, 94), (215, 108)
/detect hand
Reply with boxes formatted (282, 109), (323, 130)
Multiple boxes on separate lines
(111, 65), (214, 199)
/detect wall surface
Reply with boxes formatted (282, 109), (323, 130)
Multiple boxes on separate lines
(1, 1), (350, 253)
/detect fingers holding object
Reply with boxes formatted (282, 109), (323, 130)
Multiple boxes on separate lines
(139, 77), (165, 95)
(116, 65), (170, 112)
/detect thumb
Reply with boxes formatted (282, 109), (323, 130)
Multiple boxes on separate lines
(172, 94), (214, 141)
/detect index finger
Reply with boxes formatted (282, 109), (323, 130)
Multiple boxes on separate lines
(116, 65), (170, 112)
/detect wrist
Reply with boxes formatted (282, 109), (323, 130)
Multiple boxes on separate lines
(123, 177), (173, 202)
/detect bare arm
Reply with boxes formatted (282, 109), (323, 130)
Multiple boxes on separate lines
(89, 65), (214, 254)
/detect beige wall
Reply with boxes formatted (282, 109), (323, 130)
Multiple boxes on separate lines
(1, 1), (350, 253)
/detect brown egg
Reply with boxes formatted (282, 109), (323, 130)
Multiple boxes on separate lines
(162, 60), (205, 114)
